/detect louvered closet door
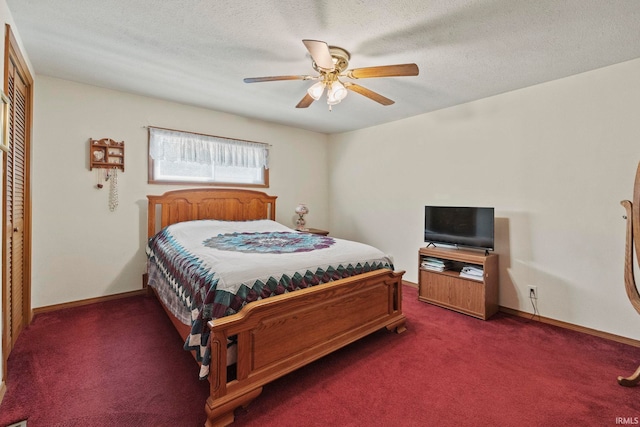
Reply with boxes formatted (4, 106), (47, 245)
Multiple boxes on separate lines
(3, 24), (32, 369)
(6, 60), (27, 349)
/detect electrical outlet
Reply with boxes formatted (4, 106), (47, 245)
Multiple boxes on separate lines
(528, 285), (538, 299)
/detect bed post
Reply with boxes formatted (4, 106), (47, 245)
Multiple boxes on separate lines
(205, 328), (263, 427)
(147, 197), (157, 238)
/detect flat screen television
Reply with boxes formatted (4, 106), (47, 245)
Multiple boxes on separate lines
(424, 206), (495, 251)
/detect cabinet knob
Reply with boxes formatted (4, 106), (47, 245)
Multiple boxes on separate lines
(13, 227), (18, 232)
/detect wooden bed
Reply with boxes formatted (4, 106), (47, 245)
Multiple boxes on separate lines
(146, 188), (406, 427)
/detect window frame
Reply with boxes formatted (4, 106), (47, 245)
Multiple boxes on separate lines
(147, 126), (270, 188)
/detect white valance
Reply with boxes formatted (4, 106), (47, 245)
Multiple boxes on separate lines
(149, 127), (269, 169)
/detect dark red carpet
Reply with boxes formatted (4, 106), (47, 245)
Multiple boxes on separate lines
(1, 285), (639, 426)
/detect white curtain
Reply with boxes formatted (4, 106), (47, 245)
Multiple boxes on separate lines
(149, 127), (269, 169)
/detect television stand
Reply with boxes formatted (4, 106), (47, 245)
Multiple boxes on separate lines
(418, 246), (499, 320)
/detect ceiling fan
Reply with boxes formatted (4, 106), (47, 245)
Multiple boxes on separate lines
(243, 39), (419, 110)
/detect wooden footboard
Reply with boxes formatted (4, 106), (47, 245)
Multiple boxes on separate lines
(204, 268), (406, 427)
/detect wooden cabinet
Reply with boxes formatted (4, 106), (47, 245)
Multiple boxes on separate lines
(418, 247), (498, 320)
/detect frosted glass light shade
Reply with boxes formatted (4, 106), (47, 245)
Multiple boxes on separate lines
(326, 81), (347, 105)
(307, 82), (325, 100)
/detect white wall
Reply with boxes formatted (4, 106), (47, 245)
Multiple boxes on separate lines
(31, 76), (329, 307)
(328, 58), (640, 340)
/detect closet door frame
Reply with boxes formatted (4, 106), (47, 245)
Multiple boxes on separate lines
(2, 23), (33, 382)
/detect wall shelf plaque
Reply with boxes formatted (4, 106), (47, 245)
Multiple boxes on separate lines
(89, 138), (124, 171)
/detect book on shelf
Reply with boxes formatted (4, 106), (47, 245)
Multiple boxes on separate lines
(459, 271), (484, 281)
(421, 256), (452, 272)
(461, 265), (483, 275)
(422, 265), (449, 272)
(460, 265), (484, 281)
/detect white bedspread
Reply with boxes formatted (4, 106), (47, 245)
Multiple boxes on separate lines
(161, 219), (393, 294)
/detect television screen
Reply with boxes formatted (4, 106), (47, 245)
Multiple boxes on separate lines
(424, 206), (494, 250)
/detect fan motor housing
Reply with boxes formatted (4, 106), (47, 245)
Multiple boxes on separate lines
(312, 46), (350, 73)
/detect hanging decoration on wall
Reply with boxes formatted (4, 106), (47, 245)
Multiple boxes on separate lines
(108, 168), (119, 211)
(95, 168), (104, 189)
(89, 138), (124, 211)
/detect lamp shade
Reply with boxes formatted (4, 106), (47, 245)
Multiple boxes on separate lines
(326, 81), (347, 105)
(307, 82), (325, 100)
(295, 203), (309, 230)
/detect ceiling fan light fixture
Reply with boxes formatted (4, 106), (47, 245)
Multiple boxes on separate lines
(326, 80), (347, 105)
(244, 40), (419, 109)
(307, 81), (325, 100)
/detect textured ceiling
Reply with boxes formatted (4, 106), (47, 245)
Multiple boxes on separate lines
(7, 0), (640, 134)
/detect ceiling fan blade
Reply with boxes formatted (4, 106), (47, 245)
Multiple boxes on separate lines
(244, 75), (311, 83)
(296, 93), (315, 108)
(302, 39), (335, 71)
(345, 63), (419, 79)
(344, 83), (394, 106)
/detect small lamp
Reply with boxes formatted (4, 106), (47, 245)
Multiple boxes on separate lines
(295, 203), (309, 230)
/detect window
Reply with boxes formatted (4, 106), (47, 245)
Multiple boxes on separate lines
(148, 127), (269, 186)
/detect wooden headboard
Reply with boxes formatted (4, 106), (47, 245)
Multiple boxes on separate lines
(147, 188), (277, 237)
